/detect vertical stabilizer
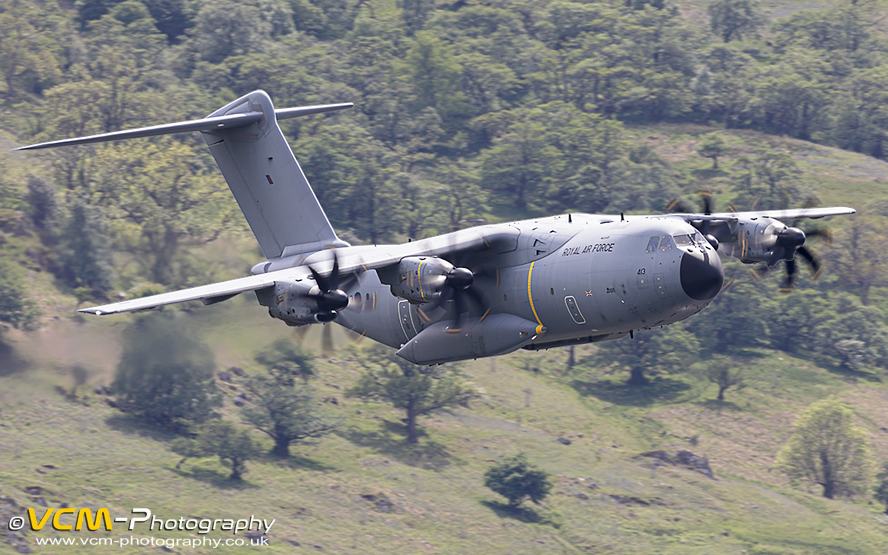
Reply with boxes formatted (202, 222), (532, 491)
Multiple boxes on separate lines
(202, 90), (347, 259)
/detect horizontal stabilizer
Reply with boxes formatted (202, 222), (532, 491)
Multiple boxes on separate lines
(14, 102), (353, 151)
(78, 272), (282, 315)
(275, 102), (353, 120)
(15, 112), (263, 151)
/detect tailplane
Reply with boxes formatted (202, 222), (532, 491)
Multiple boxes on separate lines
(17, 90), (351, 260)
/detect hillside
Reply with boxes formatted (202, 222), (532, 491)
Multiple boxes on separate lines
(3, 275), (888, 555)
(5, 0), (888, 552)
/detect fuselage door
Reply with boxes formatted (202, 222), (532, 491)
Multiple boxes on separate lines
(564, 295), (586, 325)
(398, 300), (417, 340)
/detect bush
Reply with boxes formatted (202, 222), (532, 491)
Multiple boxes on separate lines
(776, 396), (872, 499)
(112, 315), (221, 429)
(484, 454), (553, 508)
(171, 420), (255, 480)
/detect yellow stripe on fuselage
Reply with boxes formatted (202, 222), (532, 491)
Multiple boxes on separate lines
(527, 262), (544, 334)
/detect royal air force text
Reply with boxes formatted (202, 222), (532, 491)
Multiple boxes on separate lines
(562, 243), (615, 257)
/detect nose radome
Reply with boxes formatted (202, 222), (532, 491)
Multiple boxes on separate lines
(680, 250), (724, 301)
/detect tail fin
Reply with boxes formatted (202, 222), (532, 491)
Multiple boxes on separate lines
(202, 91), (348, 258)
(16, 90), (351, 260)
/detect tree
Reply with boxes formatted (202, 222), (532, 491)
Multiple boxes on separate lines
(346, 343), (476, 443)
(697, 133), (727, 169)
(58, 197), (114, 298)
(91, 140), (237, 285)
(708, 0), (765, 43)
(254, 339), (315, 385)
(776, 397), (872, 499)
(112, 315), (222, 429)
(731, 149), (805, 210)
(242, 377), (335, 457)
(25, 175), (57, 230)
(704, 356), (743, 401)
(0, 0), (63, 97)
(183, 0), (272, 65)
(873, 462), (888, 514)
(171, 420), (255, 480)
(0, 258), (40, 332)
(402, 32), (469, 131)
(825, 214), (887, 306)
(589, 325), (699, 385)
(484, 454), (553, 508)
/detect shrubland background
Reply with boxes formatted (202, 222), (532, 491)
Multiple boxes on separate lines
(3, 0), (888, 552)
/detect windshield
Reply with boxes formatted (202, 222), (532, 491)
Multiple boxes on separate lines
(673, 234), (693, 247)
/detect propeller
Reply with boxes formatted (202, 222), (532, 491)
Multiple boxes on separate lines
(750, 225), (825, 291)
(304, 251), (351, 322)
(417, 265), (490, 330)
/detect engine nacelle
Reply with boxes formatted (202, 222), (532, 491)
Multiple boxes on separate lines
(257, 279), (331, 325)
(379, 256), (453, 304)
(710, 217), (789, 264)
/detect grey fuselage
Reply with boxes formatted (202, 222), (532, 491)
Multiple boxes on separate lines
(322, 213), (723, 355)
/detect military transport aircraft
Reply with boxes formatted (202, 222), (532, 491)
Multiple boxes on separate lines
(16, 90), (856, 365)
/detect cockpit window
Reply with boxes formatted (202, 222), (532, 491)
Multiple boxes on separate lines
(659, 235), (674, 251)
(673, 234), (693, 247)
(692, 230), (708, 247)
(645, 236), (660, 253)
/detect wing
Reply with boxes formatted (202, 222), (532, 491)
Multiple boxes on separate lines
(78, 272), (287, 315)
(78, 227), (516, 315)
(292, 226), (521, 276)
(670, 206), (856, 222)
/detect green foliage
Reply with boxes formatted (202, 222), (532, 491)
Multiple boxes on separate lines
(182, 0), (273, 66)
(254, 339), (315, 385)
(58, 196), (114, 298)
(776, 396), (872, 499)
(825, 215), (887, 306)
(707, 0), (765, 43)
(171, 420), (255, 480)
(346, 343), (477, 443)
(476, 102), (628, 212)
(696, 133), (726, 169)
(24, 175), (57, 230)
(587, 325), (699, 385)
(112, 315), (222, 429)
(0, 0), (64, 97)
(242, 377), (335, 457)
(484, 453), (553, 508)
(0, 258), (40, 331)
(90, 140), (237, 285)
(704, 355), (743, 401)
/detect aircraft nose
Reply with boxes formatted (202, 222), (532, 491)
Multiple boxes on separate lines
(680, 249), (724, 301)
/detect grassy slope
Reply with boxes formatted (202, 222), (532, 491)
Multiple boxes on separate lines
(3, 288), (888, 554)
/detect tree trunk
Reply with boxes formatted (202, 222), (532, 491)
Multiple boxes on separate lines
(406, 396), (419, 443)
(861, 282), (870, 306)
(822, 481), (835, 499)
(628, 367), (648, 386)
(717, 386), (726, 401)
(273, 438), (290, 458)
(406, 410), (418, 443)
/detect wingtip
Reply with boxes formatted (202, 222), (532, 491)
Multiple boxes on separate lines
(77, 308), (103, 315)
